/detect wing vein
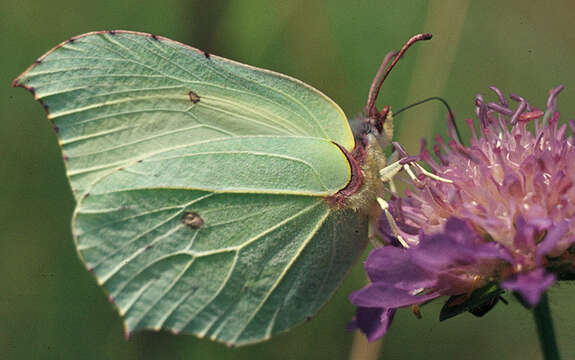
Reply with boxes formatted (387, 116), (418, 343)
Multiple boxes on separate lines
(229, 208), (331, 343)
(129, 257), (196, 330)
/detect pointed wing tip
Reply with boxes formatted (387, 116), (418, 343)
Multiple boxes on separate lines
(14, 30), (209, 84)
(12, 72), (54, 120)
(13, 57), (41, 90)
(11, 76), (23, 89)
(12, 31), (173, 135)
(12, 33), (81, 90)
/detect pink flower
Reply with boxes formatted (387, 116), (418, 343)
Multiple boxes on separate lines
(350, 86), (575, 341)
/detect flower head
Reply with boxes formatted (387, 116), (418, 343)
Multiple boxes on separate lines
(350, 86), (575, 341)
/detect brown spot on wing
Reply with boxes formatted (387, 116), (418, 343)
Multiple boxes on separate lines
(188, 91), (200, 104)
(181, 211), (204, 229)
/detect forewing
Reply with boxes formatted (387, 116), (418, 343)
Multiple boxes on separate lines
(13, 31), (354, 197)
(75, 174), (368, 345)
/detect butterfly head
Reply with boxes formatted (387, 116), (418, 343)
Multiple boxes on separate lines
(354, 34), (431, 156)
(335, 34), (432, 212)
(352, 105), (393, 154)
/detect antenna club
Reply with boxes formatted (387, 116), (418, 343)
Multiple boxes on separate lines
(419, 33), (433, 41)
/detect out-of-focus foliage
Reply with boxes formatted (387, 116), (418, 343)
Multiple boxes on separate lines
(2, 1), (574, 359)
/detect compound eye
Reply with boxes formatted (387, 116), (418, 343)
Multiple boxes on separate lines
(370, 118), (383, 134)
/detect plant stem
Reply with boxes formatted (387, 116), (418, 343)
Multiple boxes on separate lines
(533, 293), (560, 360)
(348, 332), (382, 360)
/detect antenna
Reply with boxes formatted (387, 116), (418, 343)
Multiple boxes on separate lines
(364, 33), (432, 119)
(394, 96), (462, 143)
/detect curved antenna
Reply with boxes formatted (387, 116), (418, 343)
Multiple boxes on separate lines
(393, 96), (461, 144)
(364, 33), (433, 117)
(364, 51), (398, 115)
(394, 96), (462, 143)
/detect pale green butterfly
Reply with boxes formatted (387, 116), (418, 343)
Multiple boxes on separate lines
(13, 31), (430, 346)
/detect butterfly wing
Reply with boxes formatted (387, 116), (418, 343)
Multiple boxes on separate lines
(13, 31), (354, 198)
(76, 178), (367, 345)
(14, 31), (367, 345)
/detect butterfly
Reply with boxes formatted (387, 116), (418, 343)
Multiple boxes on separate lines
(13, 30), (430, 346)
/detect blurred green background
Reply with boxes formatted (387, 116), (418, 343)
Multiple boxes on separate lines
(2, 1), (575, 359)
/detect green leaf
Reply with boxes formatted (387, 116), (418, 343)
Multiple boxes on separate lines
(14, 31), (368, 345)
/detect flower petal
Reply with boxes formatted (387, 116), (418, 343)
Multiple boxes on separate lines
(475, 242), (513, 262)
(350, 283), (439, 309)
(536, 220), (570, 263)
(513, 216), (536, 250)
(501, 268), (556, 307)
(348, 307), (396, 342)
(411, 234), (477, 270)
(365, 246), (436, 289)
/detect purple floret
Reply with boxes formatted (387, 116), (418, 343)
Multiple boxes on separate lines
(350, 86), (575, 341)
(501, 269), (556, 307)
(350, 218), (507, 339)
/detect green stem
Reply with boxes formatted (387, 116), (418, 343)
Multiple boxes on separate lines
(533, 293), (560, 360)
